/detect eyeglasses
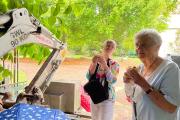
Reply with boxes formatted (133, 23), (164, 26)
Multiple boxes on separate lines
(135, 41), (155, 49)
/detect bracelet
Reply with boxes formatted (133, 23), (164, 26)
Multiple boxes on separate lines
(145, 87), (154, 94)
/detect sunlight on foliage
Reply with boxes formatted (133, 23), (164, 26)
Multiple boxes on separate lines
(0, 0), (178, 80)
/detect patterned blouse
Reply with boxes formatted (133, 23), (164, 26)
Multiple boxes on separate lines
(86, 59), (119, 101)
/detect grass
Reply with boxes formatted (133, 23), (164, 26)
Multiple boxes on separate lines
(66, 54), (91, 59)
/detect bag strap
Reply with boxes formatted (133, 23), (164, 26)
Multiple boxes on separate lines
(90, 58), (110, 81)
(89, 64), (99, 81)
(94, 64), (99, 75)
(104, 58), (110, 85)
(107, 58), (110, 67)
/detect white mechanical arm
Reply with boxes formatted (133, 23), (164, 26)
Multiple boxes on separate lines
(0, 8), (64, 56)
(0, 8), (65, 100)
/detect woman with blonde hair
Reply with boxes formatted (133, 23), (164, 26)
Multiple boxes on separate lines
(86, 40), (119, 120)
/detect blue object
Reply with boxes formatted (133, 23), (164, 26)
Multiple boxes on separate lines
(0, 103), (69, 120)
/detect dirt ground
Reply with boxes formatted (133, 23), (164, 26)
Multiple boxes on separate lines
(18, 58), (140, 120)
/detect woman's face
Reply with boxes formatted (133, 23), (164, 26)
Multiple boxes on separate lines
(135, 38), (159, 59)
(103, 42), (116, 55)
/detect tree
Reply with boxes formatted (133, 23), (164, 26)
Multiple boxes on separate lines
(0, 0), (178, 56)
(0, 0), (178, 80)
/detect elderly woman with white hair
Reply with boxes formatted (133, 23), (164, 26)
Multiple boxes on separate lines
(123, 29), (180, 120)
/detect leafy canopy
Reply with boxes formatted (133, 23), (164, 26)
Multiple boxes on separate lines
(0, 0), (178, 80)
(0, 0), (178, 57)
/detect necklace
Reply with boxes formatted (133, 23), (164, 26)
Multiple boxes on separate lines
(142, 57), (158, 77)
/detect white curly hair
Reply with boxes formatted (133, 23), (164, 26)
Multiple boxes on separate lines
(135, 29), (162, 46)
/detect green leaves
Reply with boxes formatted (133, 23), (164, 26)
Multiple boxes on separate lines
(0, 65), (12, 81)
(1, 53), (13, 62)
(53, 3), (61, 16)
(0, 0), (7, 13)
(64, 5), (72, 14)
(0, 0), (178, 58)
(0, 66), (4, 73)
(18, 44), (50, 64)
(2, 69), (12, 78)
(48, 16), (56, 25)
(39, 1), (48, 14)
(0, 0), (178, 81)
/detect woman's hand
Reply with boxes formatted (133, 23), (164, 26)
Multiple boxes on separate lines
(126, 67), (151, 92)
(92, 55), (99, 64)
(123, 72), (132, 83)
(97, 56), (109, 70)
(126, 67), (146, 86)
(89, 55), (100, 75)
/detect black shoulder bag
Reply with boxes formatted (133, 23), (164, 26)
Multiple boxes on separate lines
(84, 59), (110, 104)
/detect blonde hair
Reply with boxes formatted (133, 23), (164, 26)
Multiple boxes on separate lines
(135, 29), (162, 46)
(103, 40), (117, 48)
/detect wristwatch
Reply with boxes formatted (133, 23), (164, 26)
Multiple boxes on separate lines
(145, 87), (154, 94)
